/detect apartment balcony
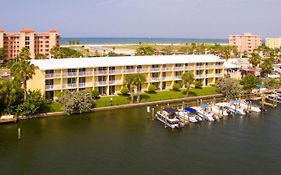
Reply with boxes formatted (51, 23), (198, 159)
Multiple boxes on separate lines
(206, 74), (215, 78)
(45, 73), (61, 79)
(109, 80), (123, 85)
(63, 72), (77, 77)
(162, 77), (174, 81)
(64, 83), (77, 89)
(123, 69), (135, 74)
(109, 70), (123, 74)
(174, 76), (182, 80)
(95, 81), (108, 86)
(78, 71), (93, 76)
(174, 67), (183, 71)
(45, 85), (62, 91)
(215, 73), (223, 77)
(162, 67), (173, 72)
(137, 68), (149, 73)
(150, 77), (160, 82)
(196, 74), (204, 79)
(205, 66), (215, 69)
(196, 66), (205, 70)
(185, 66), (194, 70)
(150, 68), (160, 72)
(79, 82), (93, 88)
(215, 65), (223, 69)
(95, 70), (108, 75)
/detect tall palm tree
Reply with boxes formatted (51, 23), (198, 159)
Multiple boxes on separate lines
(181, 71), (195, 96)
(134, 73), (146, 103)
(249, 53), (261, 70)
(11, 61), (35, 100)
(124, 74), (136, 103)
(260, 58), (273, 77)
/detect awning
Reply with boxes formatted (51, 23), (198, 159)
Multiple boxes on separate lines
(184, 107), (197, 113)
(200, 104), (209, 108)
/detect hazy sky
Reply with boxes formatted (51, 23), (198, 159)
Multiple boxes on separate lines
(1, 0), (281, 38)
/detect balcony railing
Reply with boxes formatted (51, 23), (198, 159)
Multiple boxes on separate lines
(124, 69), (135, 73)
(150, 77), (160, 82)
(206, 74), (214, 78)
(45, 73), (61, 78)
(196, 66), (204, 69)
(215, 65), (223, 69)
(95, 81), (107, 86)
(174, 67), (183, 71)
(205, 66), (215, 69)
(150, 68), (160, 72)
(162, 77), (173, 81)
(137, 68), (149, 73)
(215, 73), (223, 77)
(185, 66), (194, 70)
(109, 70), (123, 74)
(174, 76), (182, 80)
(95, 70), (108, 75)
(65, 83), (77, 88)
(109, 80), (123, 85)
(162, 67), (173, 71)
(45, 85), (62, 90)
(63, 72), (77, 77)
(79, 71), (93, 76)
(196, 74), (204, 78)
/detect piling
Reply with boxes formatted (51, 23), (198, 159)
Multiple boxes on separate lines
(18, 128), (21, 140)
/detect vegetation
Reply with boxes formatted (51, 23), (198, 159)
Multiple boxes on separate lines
(260, 58), (273, 77)
(50, 46), (83, 58)
(172, 83), (181, 91)
(216, 78), (241, 97)
(123, 73), (146, 103)
(135, 46), (156, 56)
(147, 84), (157, 93)
(240, 75), (262, 90)
(68, 40), (80, 45)
(0, 47), (4, 63)
(120, 86), (129, 95)
(181, 71), (195, 96)
(59, 90), (93, 115)
(249, 53), (261, 69)
(263, 78), (278, 89)
(35, 54), (48, 59)
(194, 81), (203, 89)
(91, 89), (100, 99)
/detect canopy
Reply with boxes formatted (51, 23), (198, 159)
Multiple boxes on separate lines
(163, 108), (177, 114)
(184, 107), (197, 113)
(200, 104), (209, 108)
(230, 99), (240, 104)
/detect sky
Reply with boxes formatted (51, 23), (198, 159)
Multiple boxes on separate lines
(0, 0), (281, 38)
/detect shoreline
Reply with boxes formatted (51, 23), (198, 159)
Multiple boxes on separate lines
(18, 94), (224, 120)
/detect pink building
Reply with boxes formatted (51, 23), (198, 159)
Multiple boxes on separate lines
(0, 28), (60, 60)
(229, 33), (261, 53)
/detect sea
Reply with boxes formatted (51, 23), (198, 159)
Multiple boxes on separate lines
(61, 37), (228, 45)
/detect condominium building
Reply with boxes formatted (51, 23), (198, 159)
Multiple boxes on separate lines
(229, 33), (261, 53)
(0, 28), (60, 60)
(265, 37), (281, 49)
(27, 55), (226, 100)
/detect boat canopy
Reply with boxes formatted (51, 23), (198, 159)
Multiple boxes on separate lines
(200, 104), (209, 108)
(163, 108), (177, 114)
(230, 99), (240, 104)
(184, 107), (197, 113)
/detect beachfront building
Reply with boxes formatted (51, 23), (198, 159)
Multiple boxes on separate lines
(0, 28), (60, 60)
(229, 33), (261, 53)
(27, 55), (226, 100)
(265, 37), (281, 49)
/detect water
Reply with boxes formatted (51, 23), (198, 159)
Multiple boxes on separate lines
(61, 37), (227, 45)
(1, 106), (281, 175)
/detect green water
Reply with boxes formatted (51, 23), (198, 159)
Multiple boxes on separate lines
(1, 106), (281, 175)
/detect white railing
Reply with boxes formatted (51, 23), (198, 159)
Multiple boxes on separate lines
(45, 73), (61, 78)
(205, 66), (214, 69)
(45, 85), (62, 90)
(124, 69), (135, 73)
(215, 73), (223, 77)
(196, 66), (204, 69)
(162, 67), (173, 71)
(150, 77), (160, 82)
(95, 70), (108, 75)
(79, 71), (93, 76)
(206, 74), (214, 78)
(95, 81), (107, 86)
(137, 68), (149, 73)
(65, 83), (77, 88)
(196, 74), (204, 78)
(109, 70), (123, 74)
(174, 76), (182, 80)
(63, 72), (77, 77)
(150, 68), (160, 72)
(174, 67), (183, 71)
(185, 66), (194, 70)
(215, 65), (223, 69)
(162, 77), (173, 81)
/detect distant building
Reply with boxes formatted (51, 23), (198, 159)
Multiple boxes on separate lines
(229, 33), (261, 53)
(0, 28), (60, 60)
(0, 68), (11, 80)
(265, 37), (281, 49)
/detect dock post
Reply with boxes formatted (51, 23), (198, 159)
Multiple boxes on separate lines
(147, 106), (150, 118)
(152, 108), (155, 120)
(18, 128), (21, 140)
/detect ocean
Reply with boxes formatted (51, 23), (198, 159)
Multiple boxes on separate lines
(61, 37), (228, 45)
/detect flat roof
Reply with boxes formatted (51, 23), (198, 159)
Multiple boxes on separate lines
(224, 62), (240, 69)
(30, 55), (224, 70)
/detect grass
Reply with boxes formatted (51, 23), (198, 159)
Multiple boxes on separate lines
(43, 102), (64, 112)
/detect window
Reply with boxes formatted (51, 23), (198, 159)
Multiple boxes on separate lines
(67, 78), (76, 84)
(109, 86), (115, 95)
(45, 79), (54, 85)
(79, 68), (86, 72)
(79, 77), (85, 83)
(45, 91), (54, 100)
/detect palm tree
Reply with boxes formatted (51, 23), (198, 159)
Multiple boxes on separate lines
(249, 53), (261, 70)
(181, 71), (195, 96)
(260, 58), (273, 77)
(11, 61), (35, 100)
(17, 47), (31, 61)
(124, 74), (136, 103)
(50, 46), (62, 58)
(134, 73), (146, 103)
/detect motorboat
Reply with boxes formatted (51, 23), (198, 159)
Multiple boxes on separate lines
(216, 102), (246, 116)
(0, 115), (17, 124)
(156, 108), (183, 128)
(184, 107), (203, 123)
(192, 106), (215, 122)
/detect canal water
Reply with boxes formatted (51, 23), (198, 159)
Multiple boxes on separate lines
(1, 105), (281, 175)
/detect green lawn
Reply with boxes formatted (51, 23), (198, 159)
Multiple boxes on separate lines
(43, 102), (64, 112)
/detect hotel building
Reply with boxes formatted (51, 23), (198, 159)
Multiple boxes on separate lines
(265, 37), (281, 49)
(27, 55), (226, 100)
(229, 33), (261, 53)
(0, 28), (60, 60)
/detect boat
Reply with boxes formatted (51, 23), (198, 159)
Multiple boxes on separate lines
(192, 106), (215, 122)
(237, 100), (261, 113)
(156, 108), (183, 129)
(177, 110), (198, 123)
(267, 94), (281, 104)
(0, 115), (17, 124)
(199, 104), (220, 121)
(184, 107), (203, 122)
(209, 104), (229, 117)
(216, 102), (246, 116)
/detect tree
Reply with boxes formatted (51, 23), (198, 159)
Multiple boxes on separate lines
(194, 80), (203, 89)
(35, 54), (48, 59)
(240, 75), (262, 90)
(123, 74), (136, 103)
(263, 78), (277, 89)
(16, 90), (47, 115)
(249, 53), (261, 69)
(0, 47), (4, 63)
(147, 84), (157, 93)
(260, 58), (273, 77)
(222, 48), (231, 60)
(50, 46), (62, 58)
(216, 78), (241, 97)
(135, 46), (156, 56)
(17, 47), (30, 60)
(181, 71), (195, 96)
(172, 83), (181, 91)
(134, 73), (146, 103)
(91, 89), (100, 99)
(120, 86), (129, 95)
(59, 90), (93, 115)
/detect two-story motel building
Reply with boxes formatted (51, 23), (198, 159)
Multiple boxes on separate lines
(27, 55), (226, 100)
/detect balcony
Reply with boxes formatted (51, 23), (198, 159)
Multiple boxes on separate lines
(185, 66), (194, 70)
(215, 65), (223, 69)
(45, 73), (61, 79)
(196, 66), (205, 70)
(109, 80), (123, 85)
(206, 74), (214, 78)
(79, 82), (93, 88)
(205, 66), (215, 69)
(137, 68), (149, 73)
(174, 76), (182, 80)
(79, 71), (93, 76)
(215, 73), (223, 77)
(124, 69), (135, 74)
(95, 81), (107, 86)
(150, 77), (160, 82)
(174, 67), (183, 71)
(162, 77), (173, 81)
(109, 70), (123, 74)
(95, 70), (108, 75)
(150, 68), (160, 72)
(196, 74), (204, 78)
(45, 85), (61, 91)
(162, 67), (173, 71)
(63, 72), (77, 77)
(64, 83), (77, 89)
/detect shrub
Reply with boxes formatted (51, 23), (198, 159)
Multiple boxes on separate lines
(216, 78), (241, 97)
(195, 81), (203, 89)
(120, 86), (129, 95)
(147, 84), (157, 93)
(92, 89), (100, 99)
(172, 83), (181, 91)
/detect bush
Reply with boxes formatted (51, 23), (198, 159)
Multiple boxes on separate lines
(120, 86), (129, 95)
(92, 89), (100, 99)
(172, 83), (181, 91)
(216, 78), (241, 97)
(147, 84), (157, 93)
(195, 81), (203, 89)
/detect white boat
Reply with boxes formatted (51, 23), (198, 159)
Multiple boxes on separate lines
(192, 107), (215, 122)
(176, 111), (198, 123)
(199, 104), (220, 121)
(156, 108), (183, 129)
(267, 94), (281, 104)
(239, 101), (261, 113)
(0, 115), (17, 124)
(184, 107), (203, 123)
(210, 105), (229, 117)
(216, 102), (246, 116)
